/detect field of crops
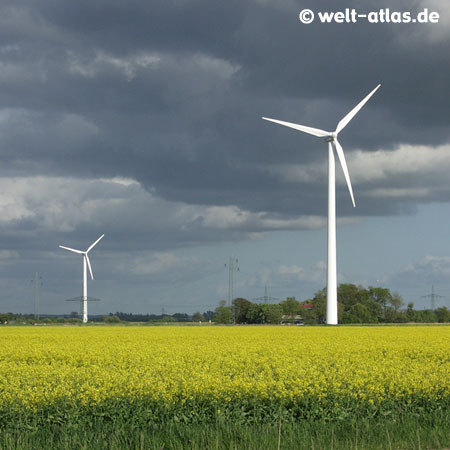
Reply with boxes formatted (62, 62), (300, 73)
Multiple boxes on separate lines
(1, 325), (450, 428)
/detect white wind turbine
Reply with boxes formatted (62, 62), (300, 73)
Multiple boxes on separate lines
(262, 85), (380, 325)
(59, 234), (105, 323)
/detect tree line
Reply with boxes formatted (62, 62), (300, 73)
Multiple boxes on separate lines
(214, 284), (450, 324)
(0, 311), (216, 325)
(2, 284), (450, 325)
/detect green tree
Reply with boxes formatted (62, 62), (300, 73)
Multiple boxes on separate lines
(344, 303), (376, 323)
(415, 309), (437, 323)
(215, 300), (232, 324)
(406, 302), (416, 322)
(232, 298), (252, 324)
(390, 292), (404, 312)
(311, 288), (327, 323)
(0, 313), (10, 323)
(245, 303), (264, 324)
(103, 315), (121, 323)
(68, 317), (82, 324)
(192, 312), (205, 322)
(280, 297), (300, 316)
(246, 303), (281, 324)
(161, 315), (176, 323)
(435, 307), (450, 323)
(338, 284), (382, 323)
(338, 284), (367, 308)
(383, 306), (407, 323)
(266, 304), (283, 324)
(42, 317), (55, 323)
(368, 286), (392, 319)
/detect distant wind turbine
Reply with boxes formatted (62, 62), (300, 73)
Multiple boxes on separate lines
(59, 234), (104, 323)
(262, 85), (380, 324)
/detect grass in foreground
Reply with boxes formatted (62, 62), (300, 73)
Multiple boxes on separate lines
(1, 413), (450, 450)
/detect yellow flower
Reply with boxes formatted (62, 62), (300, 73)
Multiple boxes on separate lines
(1, 326), (450, 412)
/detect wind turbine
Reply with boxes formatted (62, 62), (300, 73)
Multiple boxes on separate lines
(59, 234), (104, 323)
(262, 85), (380, 325)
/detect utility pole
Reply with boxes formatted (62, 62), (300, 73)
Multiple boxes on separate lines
(254, 285), (279, 304)
(224, 257), (239, 308)
(31, 272), (43, 320)
(65, 296), (101, 319)
(263, 285), (269, 304)
(422, 285), (443, 310)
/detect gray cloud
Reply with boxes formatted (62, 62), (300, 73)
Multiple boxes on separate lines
(0, 0), (449, 313)
(0, 176), (339, 254)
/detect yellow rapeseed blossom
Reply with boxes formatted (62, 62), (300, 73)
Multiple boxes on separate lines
(0, 326), (450, 412)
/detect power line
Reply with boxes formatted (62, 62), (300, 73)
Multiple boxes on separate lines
(254, 285), (279, 304)
(422, 284), (444, 310)
(30, 272), (43, 320)
(224, 257), (239, 307)
(65, 296), (101, 319)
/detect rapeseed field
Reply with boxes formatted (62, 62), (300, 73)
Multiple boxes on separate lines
(1, 326), (449, 424)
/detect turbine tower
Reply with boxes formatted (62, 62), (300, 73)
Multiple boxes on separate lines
(59, 234), (104, 323)
(262, 85), (380, 324)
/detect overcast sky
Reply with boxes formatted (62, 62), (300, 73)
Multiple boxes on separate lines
(1, 0), (450, 315)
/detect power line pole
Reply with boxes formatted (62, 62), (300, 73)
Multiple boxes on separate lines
(254, 285), (279, 304)
(263, 285), (269, 304)
(65, 296), (100, 319)
(31, 272), (43, 320)
(422, 284), (443, 310)
(224, 257), (239, 308)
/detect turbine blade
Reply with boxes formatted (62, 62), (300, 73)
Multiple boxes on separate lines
(333, 139), (355, 208)
(86, 234), (105, 253)
(335, 84), (381, 134)
(85, 254), (94, 280)
(59, 245), (83, 254)
(262, 117), (330, 138)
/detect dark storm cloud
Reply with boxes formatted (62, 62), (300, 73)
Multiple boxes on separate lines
(0, 0), (449, 222)
(1, 1), (450, 316)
